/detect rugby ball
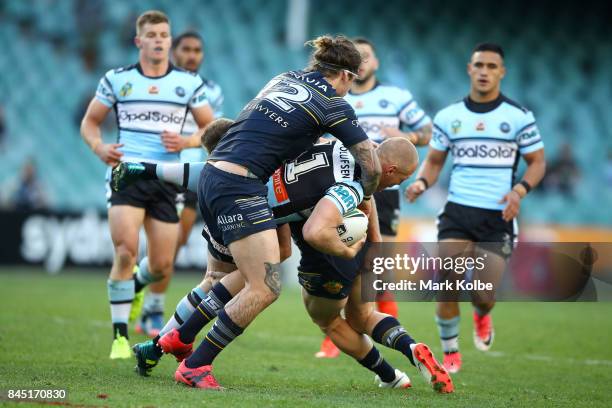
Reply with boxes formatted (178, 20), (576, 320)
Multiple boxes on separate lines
(337, 209), (368, 246)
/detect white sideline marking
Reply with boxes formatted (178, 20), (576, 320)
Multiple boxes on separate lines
(485, 350), (612, 366)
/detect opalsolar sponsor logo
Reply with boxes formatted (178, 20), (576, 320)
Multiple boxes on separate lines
(118, 111), (184, 124)
(451, 144), (515, 159)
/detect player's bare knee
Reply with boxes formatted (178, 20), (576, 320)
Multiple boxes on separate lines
(262, 262), (282, 301)
(309, 310), (340, 333)
(115, 244), (136, 270)
(345, 308), (369, 334)
(204, 269), (227, 287)
(148, 257), (173, 279)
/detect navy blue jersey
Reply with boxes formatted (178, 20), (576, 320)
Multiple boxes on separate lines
(209, 70), (368, 181)
(267, 140), (363, 223)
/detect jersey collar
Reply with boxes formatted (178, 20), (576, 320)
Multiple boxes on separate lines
(136, 62), (174, 79)
(463, 93), (504, 113)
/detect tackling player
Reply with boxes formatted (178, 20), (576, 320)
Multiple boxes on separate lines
(133, 31), (224, 337)
(115, 121), (453, 393)
(80, 10), (214, 359)
(159, 34), (380, 389)
(406, 43), (546, 373)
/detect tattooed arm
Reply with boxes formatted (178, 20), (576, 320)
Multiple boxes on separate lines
(348, 139), (382, 197)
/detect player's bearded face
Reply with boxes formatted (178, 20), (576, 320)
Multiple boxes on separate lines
(173, 37), (203, 72)
(354, 44), (378, 85)
(468, 51), (505, 95)
(137, 23), (171, 63)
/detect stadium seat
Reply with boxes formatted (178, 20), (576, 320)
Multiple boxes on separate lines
(0, 0), (608, 224)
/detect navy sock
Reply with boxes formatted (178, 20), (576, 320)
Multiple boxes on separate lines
(372, 316), (416, 366)
(358, 346), (396, 383)
(185, 310), (244, 368)
(178, 283), (233, 344)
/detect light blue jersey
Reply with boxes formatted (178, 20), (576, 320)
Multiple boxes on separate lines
(345, 82), (431, 195)
(95, 63), (210, 163)
(344, 83), (431, 144)
(430, 95), (544, 210)
(180, 78), (224, 163)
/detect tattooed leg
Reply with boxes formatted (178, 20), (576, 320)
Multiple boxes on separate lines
(224, 229), (281, 328)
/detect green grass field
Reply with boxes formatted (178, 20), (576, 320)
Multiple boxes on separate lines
(1, 268), (611, 407)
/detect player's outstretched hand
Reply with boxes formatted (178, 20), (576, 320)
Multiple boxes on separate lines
(499, 190), (521, 221)
(161, 131), (186, 152)
(405, 179), (427, 202)
(94, 143), (123, 166)
(340, 236), (367, 260)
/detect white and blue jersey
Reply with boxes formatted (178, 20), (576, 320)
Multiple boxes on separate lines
(344, 83), (431, 144)
(430, 94), (544, 210)
(95, 63), (210, 163)
(180, 78), (224, 163)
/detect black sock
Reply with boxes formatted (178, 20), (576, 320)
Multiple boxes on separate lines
(133, 274), (146, 293)
(113, 323), (128, 339)
(185, 310), (244, 368)
(358, 346), (396, 383)
(178, 283), (233, 344)
(372, 316), (416, 366)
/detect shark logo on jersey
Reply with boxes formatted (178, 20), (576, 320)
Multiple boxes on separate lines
(500, 122), (511, 133)
(451, 120), (461, 134)
(119, 82), (132, 97)
(175, 86), (185, 97)
(379, 99), (389, 108)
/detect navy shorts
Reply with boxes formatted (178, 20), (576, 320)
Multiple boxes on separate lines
(290, 221), (367, 300)
(198, 163), (276, 249)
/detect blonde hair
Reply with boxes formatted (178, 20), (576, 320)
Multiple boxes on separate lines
(136, 10), (170, 35)
(305, 35), (361, 77)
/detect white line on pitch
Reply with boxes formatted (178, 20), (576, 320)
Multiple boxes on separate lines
(484, 350), (612, 366)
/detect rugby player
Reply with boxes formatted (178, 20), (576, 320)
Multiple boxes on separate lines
(80, 10), (214, 359)
(133, 30), (224, 338)
(153, 34), (381, 389)
(406, 43), (546, 373)
(312, 37), (434, 358)
(347, 37), (432, 240)
(116, 120), (453, 393)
